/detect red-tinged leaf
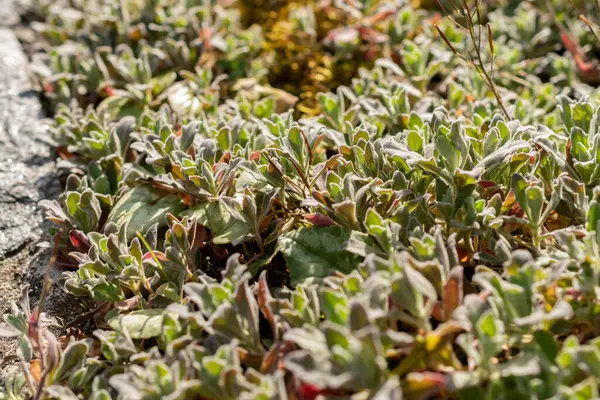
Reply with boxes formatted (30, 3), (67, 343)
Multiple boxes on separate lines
(560, 32), (578, 55)
(115, 297), (140, 311)
(305, 213), (335, 227)
(260, 341), (294, 374)
(510, 202), (525, 218)
(362, 9), (395, 25)
(357, 26), (388, 44)
(237, 347), (263, 370)
(128, 27), (142, 41)
(69, 230), (90, 252)
(339, 145), (353, 156)
(574, 55), (600, 82)
(566, 138), (572, 165)
(482, 248), (496, 256)
(311, 191), (328, 206)
(300, 383), (321, 400)
(42, 81), (54, 94)
(443, 266), (463, 321)
(299, 383), (344, 400)
(312, 134), (327, 152)
(47, 217), (64, 225)
(560, 31), (600, 82)
(250, 151), (261, 162)
(181, 193), (193, 207)
(218, 152), (232, 164)
(363, 47), (380, 61)
(56, 146), (75, 160)
(478, 180), (497, 190)
(142, 251), (167, 261)
(479, 290), (492, 301)
(456, 246), (471, 263)
(259, 213), (275, 233)
(528, 153), (537, 165)
(478, 180), (503, 197)
(389, 197), (401, 211)
(565, 288), (583, 299)
(403, 371), (448, 400)
(258, 271), (277, 340)
(432, 301), (444, 321)
(27, 309), (39, 349)
(429, 14), (442, 25)
(200, 26), (213, 49)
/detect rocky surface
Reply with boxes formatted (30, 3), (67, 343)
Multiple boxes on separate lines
(0, 0), (20, 28)
(0, 3), (87, 380)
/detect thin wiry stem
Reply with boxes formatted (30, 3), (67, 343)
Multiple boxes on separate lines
(580, 14), (600, 43)
(436, 0), (511, 120)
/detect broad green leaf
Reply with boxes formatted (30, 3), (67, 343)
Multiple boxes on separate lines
(511, 174), (531, 222)
(525, 186), (544, 227)
(17, 336), (32, 362)
(89, 280), (125, 301)
(107, 185), (184, 241)
(572, 102), (594, 132)
(407, 130), (423, 153)
(436, 135), (460, 172)
(54, 341), (88, 382)
(182, 200), (252, 245)
(107, 309), (167, 339)
(533, 330), (558, 364)
(279, 227), (371, 285)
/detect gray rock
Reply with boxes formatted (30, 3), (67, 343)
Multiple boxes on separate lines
(0, 28), (58, 259)
(0, 0), (19, 28)
(0, 26), (87, 381)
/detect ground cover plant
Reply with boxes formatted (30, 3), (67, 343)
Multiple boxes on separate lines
(4, 0), (600, 398)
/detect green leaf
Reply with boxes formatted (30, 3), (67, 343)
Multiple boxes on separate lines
(321, 288), (349, 325)
(97, 95), (143, 121)
(107, 186), (184, 241)
(572, 102), (594, 132)
(17, 336), (32, 362)
(89, 390), (112, 400)
(569, 377), (599, 400)
(511, 174), (532, 222)
(107, 309), (167, 339)
(279, 227), (372, 285)
(588, 200), (600, 232)
(54, 341), (88, 382)
(525, 186), (544, 227)
(182, 200), (252, 245)
(89, 280), (125, 301)
(407, 130), (423, 153)
(533, 330), (558, 364)
(436, 135), (460, 172)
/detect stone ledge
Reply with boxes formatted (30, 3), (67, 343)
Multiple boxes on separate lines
(0, 25), (87, 381)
